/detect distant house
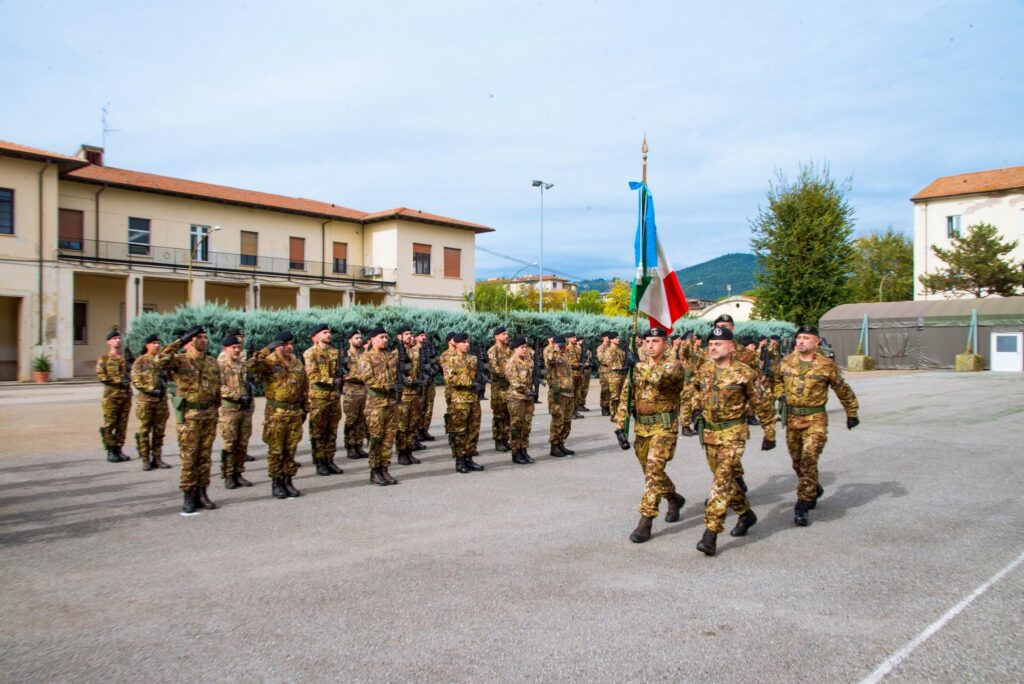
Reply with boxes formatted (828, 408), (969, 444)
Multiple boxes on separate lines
(488, 275), (578, 296)
(912, 165), (1024, 301)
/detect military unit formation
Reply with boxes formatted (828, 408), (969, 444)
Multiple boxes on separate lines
(95, 312), (858, 557)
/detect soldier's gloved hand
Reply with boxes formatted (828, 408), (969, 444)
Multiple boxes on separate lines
(614, 428), (630, 450)
(761, 437), (776, 451)
(625, 352), (639, 370)
(691, 409), (703, 429)
(180, 326), (203, 345)
(847, 416), (860, 430)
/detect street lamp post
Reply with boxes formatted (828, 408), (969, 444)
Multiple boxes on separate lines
(531, 180), (553, 313)
(504, 262), (539, 316)
(878, 270), (895, 302)
(187, 225), (220, 305)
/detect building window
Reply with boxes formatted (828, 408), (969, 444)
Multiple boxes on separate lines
(333, 241), (348, 274)
(289, 236), (305, 270)
(73, 301), (87, 344)
(190, 224), (210, 261)
(240, 230), (258, 266)
(128, 217), (151, 255)
(444, 247), (461, 278)
(0, 188), (12, 235)
(413, 243), (431, 275)
(59, 208), (84, 250)
(946, 215), (961, 239)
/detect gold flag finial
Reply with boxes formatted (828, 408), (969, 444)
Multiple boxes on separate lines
(641, 134), (648, 184)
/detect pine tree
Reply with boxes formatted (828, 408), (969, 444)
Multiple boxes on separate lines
(919, 222), (1024, 298)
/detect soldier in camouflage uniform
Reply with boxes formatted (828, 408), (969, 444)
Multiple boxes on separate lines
(415, 330), (437, 442)
(156, 326), (222, 515)
(357, 326), (400, 485)
(217, 332), (254, 489)
(565, 333), (585, 419)
(253, 331), (308, 499)
(342, 331), (369, 459)
(438, 332), (457, 445)
(97, 330), (132, 462)
(678, 331), (700, 438)
(504, 336), (536, 465)
(605, 333), (626, 421)
(684, 326), (776, 556)
(487, 326), (513, 452)
(304, 324), (344, 477)
(777, 324), (859, 526)
(395, 326), (423, 466)
(545, 336), (576, 457)
(131, 333), (170, 471)
(613, 328), (688, 543)
(443, 333), (485, 473)
(596, 332), (611, 416)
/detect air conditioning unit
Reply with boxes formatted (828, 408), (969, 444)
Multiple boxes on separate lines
(362, 266), (382, 277)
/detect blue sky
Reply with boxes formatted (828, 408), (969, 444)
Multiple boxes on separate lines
(3, 1), (1022, 280)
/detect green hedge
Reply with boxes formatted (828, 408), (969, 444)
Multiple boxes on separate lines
(127, 304), (796, 358)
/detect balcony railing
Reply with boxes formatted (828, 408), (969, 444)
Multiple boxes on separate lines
(57, 239), (396, 283)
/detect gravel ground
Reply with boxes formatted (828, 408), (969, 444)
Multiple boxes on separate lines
(1, 372), (1022, 683)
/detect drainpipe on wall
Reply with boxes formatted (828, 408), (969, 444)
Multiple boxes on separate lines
(321, 220), (329, 284)
(94, 185), (107, 249)
(134, 277), (141, 317)
(37, 160), (50, 346)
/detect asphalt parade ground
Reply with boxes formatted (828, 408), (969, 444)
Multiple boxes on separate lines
(1, 372), (1022, 683)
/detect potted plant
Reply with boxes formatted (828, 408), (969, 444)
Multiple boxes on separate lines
(32, 354), (52, 383)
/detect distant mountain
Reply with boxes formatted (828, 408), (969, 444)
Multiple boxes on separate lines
(577, 253), (760, 301)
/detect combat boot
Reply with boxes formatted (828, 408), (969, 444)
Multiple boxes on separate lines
(629, 516), (654, 543)
(573, 410), (584, 419)
(397, 450), (413, 466)
(406, 451), (421, 465)
(465, 457), (485, 471)
(370, 467), (388, 486)
(808, 483), (825, 510)
(315, 460), (332, 476)
(665, 493), (686, 523)
(696, 529), (717, 556)
(381, 468), (398, 485)
(106, 447), (122, 463)
(601, 407), (611, 416)
(730, 509), (758, 537)
(152, 453), (171, 469)
(245, 454), (255, 462)
(272, 478), (288, 499)
(512, 449), (528, 465)
(521, 449), (535, 463)
(224, 475), (237, 490)
(579, 405), (591, 412)
(234, 473), (253, 487)
(794, 501), (809, 526)
(558, 443), (575, 456)
(141, 456), (153, 472)
(355, 444), (369, 458)
(455, 457), (470, 474)
(550, 444), (565, 458)
(418, 428), (435, 441)
(735, 476), (748, 493)
(680, 426), (697, 437)
(196, 487), (217, 510)
(495, 440), (510, 452)
(181, 488), (199, 515)
(346, 447), (359, 459)
(746, 415), (759, 426)
(414, 439), (426, 451)
(116, 447), (130, 461)
(326, 457), (344, 475)
(282, 476), (301, 498)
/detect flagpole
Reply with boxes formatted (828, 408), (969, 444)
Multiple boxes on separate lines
(624, 135), (648, 440)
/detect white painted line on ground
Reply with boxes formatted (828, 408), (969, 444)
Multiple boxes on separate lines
(860, 548), (1024, 684)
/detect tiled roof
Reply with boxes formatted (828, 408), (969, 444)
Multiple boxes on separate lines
(362, 207), (494, 233)
(0, 140), (90, 168)
(911, 165), (1024, 201)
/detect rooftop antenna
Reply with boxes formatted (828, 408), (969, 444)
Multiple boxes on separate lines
(101, 103), (121, 154)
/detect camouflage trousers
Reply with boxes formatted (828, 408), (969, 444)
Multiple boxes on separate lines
(308, 394), (341, 463)
(396, 391), (421, 452)
(263, 409), (303, 479)
(786, 412), (829, 502)
(703, 438), (751, 533)
(343, 384), (368, 448)
(607, 372), (625, 418)
(420, 381), (436, 432)
(443, 386), (453, 433)
(100, 389), (131, 448)
(598, 371), (610, 410)
(448, 400), (481, 458)
(507, 396), (535, 450)
(364, 394), (397, 468)
(490, 384), (510, 443)
(547, 389), (575, 444)
(134, 397), (168, 461)
(176, 408), (218, 491)
(573, 371), (588, 408)
(218, 405), (253, 478)
(634, 424), (680, 518)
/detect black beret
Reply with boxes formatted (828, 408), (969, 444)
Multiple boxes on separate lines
(222, 333), (242, 347)
(552, 335), (566, 345)
(770, 334), (781, 342)
(106, 330), (122, 340)
(739, 336), (753, 346)
(347, 329), (362, 339)
(681, 330), (695, 340)
(445, 332), (456, 343)
(310, 323), (330, 337)
(566, 332), (578, 338)
(643, 328), (669, 339)
(452, 333), (468, 343)
(494, 326), (507, 336)
(714, 314), (734, 325)
(273, 330), (294, 343)
(796, 324), (820, 337)
(227, 328), (242, 337)
(510, 336), (527, 349)
(143, 333), (161, 345)
(366, 326), (387, 339)
(181, 326), (205, 344)
(415, 330), (426, 336)
(174, 329), (186, 338)
(396, 325), (411, 335)
(607, 332), (618, 340)
(708, 327), (734, 341)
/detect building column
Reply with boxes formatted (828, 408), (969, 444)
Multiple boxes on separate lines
(55, 267), (74, 380)
(246, 283), (258, 311)
(297, 286), (310, 310)
(189, 277), (206, 306)
(125, 272), (144, 331)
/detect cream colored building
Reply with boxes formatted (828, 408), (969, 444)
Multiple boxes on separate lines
(0, 140), (492, 380)
(495, 275), (578, 296)
(912, 165), (1024, 301)
(698, 295), (756, 323)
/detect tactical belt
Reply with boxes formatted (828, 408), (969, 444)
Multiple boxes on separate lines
(608, 368), (626, 374)
(493, 379), (510, 388)
(182, 400), (216, 410)
(345, 379), (364, 386)
(705, 417), (745, 432)
(635, 411), (678, 427)
(788, 405), (826, 416)
(222, 398), (251, 409)
(367, 388), (391, 398)
(139, 389), (165, 399)
(314, 382), (337, 391)
(267, 399), (303, 411)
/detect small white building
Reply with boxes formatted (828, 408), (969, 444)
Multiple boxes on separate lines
(912, 165), (1024, 301)
(699, 295), (755, 323)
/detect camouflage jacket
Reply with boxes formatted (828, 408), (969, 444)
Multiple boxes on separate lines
(253, 349), (307, 412)
(156, 340), (221, 404)
(779, 352), (858, 417)
(734, 346), (760, 371)
(357, 348), (396, 395)
(596, 342), (610, 371)
(542, 343), (557, 365)
(613, 353), (686, 428)
(504, 355), (535, 401)
(218, 353), (253, 403)
(544, 350), (573, 395)
(443, 351), (478, 404)
(344, 345), (365, 385)
(400, 343), (420, 395)
(487, 343), (513, 387)
(96, 353), (130, 394)
(605, 344), (625, 372)
(685, 360), (775, 443)
(304, 345), (341, 398)
(566, 344), (582, 373)
(131, 352), (166, 399)
(437, 348), (456, 377)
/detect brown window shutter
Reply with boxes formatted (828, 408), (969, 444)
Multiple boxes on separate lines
(240, 231), (258, 255)
(333, 242), (347, 260)
(444, 247), (461, 278)
(59, 208), (84, 242)
(290, 237), (304, 263)
(413, 242), (431, 255)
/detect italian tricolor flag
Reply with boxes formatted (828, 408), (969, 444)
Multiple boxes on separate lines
(628, 182), (689, 329)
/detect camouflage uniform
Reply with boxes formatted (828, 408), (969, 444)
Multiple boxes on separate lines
(685, 360), (775, 533)
(443, 351), (481, 458)
(778, 352), (858, 502)
(735, 345), (761, 423)
(565, 342), (583, 411)
(419, 350), (437, 434)
(156, 340), (222, 492)
(487, 342), (513, 445)
(253, 349), (308, 480)
(343, 344), (368, 450)
(97, 353), (132, 452)
(505, 354), (536, 451)
(396, 343), (422, 454)
(217, 351), (254, 480)
(605, 344), (626, 418)
(614, 352), (687, 518)
(438, 348), (456, 434)
(596, 340), (610, 412)
(545, 348), (575, 446)
(357, 348), (398, 469)
(130, 352), (169, 467)
(304, 345), (342, 466)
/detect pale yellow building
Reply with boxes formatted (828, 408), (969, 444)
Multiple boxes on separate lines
(0, 140), (492, 380)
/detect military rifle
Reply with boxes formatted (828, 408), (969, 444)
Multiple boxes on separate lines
(334, 335), (349, 391)
(242, 341), (257, 408)
(471, 344), (490, 400)
(122, 347), (136, 390)
(394, 338), (412, 403)
(418, 338), (436, 400)
(531, 339), (545, 402)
